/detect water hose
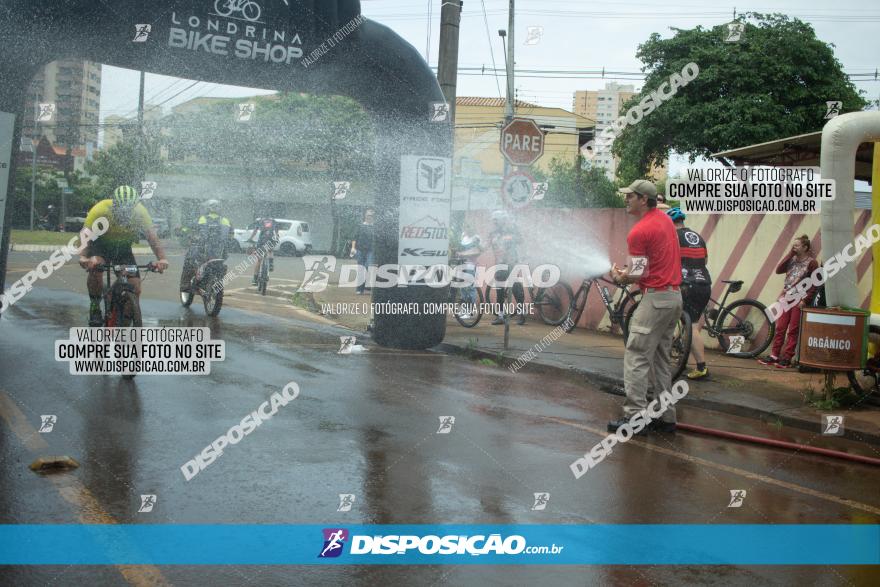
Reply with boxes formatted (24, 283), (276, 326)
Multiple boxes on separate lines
(677, 422), (880, 466)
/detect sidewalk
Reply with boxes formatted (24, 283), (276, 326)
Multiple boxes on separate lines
(438, 317), (880, 447)
(290, 283), (880, 447)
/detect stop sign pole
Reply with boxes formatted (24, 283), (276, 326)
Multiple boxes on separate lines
(500, 118), (544, 212)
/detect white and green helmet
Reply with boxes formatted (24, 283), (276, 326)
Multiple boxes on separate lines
(112, 185), (140, 209)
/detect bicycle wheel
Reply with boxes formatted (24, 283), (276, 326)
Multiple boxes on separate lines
(716, 299), (774, 358)
(259, 263), (268, 295)
(454, 286), (483, 328)
(117, 292), (142, 380)
(670, 311), (692, 381)
(204, 285), (223, 317)
(847, 325), (880, 397)
(565, 285), (589, 333)
(535, 282), (574, 326)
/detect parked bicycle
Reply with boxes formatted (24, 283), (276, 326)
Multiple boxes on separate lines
(564, 275), (641, 335)
(654, 279), (774, 359)
(482, 277), (573, 326)
(99, 262), (158, 379)
(180, 258), (227, 316)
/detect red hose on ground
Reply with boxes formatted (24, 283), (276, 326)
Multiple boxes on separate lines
(676, 423), (880, 467)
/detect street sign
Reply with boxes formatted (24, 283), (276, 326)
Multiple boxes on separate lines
(62, 187), (74, 194)
(500, 118), (545, 166)
(501, 170), (535, 208)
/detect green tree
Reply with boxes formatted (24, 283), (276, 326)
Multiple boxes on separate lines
(613, 13), (867, 183)
(533, 156), (623, 208)
(162, 93), (374, 174)
(85, 136), (164, 195)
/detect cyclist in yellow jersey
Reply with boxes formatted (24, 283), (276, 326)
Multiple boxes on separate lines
(79, 185), (169, 326)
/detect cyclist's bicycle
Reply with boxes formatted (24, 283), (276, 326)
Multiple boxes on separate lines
(661, 279), (774, 359)
(248, 240), (271, 295)
(564, 275), (641, 335)
(98, 262), (158, 379)
(448, 257), (484, 328)
(482, 279), (573, 326)
(181, 258), (227, 316)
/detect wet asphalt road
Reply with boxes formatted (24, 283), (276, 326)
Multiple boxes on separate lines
(1, 252), (879, 585)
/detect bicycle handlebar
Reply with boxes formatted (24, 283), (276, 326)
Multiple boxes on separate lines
(97, 262), (159, 273)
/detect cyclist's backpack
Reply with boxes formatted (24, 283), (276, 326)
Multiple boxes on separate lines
(199, 216), (230, 260)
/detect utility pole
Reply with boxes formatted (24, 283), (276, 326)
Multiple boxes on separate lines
(28, 87), (39, 231)
(505, 0), (515, 124)
(436, 0), (463, 123)
(499, 0), (515, 178)
(137, 70), (145, 185)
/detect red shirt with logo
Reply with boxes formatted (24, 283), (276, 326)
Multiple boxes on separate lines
(626, 208), (682, 289)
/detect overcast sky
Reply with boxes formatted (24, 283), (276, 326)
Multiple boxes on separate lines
(99, 0), (879, 174)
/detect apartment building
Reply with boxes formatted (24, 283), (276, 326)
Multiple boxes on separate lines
(23, 59), (101, 152)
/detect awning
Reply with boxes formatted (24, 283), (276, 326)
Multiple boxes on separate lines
(711, 131), (875, 183)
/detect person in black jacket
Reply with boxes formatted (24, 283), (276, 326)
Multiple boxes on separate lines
(667, 208), (712, 380)
(350, 208), (375, 295)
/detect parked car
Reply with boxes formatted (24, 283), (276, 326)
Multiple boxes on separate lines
(63, 214), (87, 232)
(232, 218), (313, 256)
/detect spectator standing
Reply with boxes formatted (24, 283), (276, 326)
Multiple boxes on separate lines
(758, 235), (819, 369)
(667, 208), (712, 380)
(488, 210), (526, 325)
(456, 225), (482, 320)
(351, 208), (375, 295)
(609, 180), (683, 434)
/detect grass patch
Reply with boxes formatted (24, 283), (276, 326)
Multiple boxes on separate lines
(478, 358), (498, 367)
(10, 229), (77, 246)
(290, 291), (320, 313)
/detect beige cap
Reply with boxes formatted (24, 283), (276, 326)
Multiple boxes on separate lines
(619, 179), (658, 200)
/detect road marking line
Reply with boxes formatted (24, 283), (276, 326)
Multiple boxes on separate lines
(0, 391), (171, 586)
(542, 415), (880, 517)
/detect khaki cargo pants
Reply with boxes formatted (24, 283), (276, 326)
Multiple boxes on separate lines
(623, 289), (683, 423)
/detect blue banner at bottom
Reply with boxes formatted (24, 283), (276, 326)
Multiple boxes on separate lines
(0, 525), (878, 565)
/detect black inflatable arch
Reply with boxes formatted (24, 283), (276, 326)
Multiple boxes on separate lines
(0, 0), (452, 349)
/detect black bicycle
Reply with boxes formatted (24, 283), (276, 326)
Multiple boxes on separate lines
(565, 275), (641, 335)
(181, 258), (227, 316)
(99, 262), (158, 379)
(482, 280), (573, 326)
(683, 279), (774, 358)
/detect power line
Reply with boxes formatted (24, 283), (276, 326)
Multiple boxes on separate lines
(479, 0), (503, 100)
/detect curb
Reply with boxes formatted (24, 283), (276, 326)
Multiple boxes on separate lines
(11, 244), (152, 254)
(436, 342), (880, 448)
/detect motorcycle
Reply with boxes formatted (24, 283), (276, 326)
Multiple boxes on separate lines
(181, 258), (227, 316)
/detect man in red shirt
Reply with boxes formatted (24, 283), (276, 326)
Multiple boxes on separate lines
(608, 180), (683, 434)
